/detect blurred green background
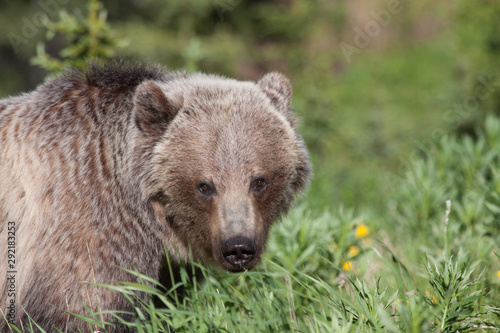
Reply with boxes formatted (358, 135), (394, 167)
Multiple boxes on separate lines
(1, 0), (499, 215)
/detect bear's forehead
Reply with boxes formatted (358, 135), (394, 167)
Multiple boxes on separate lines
(164, 108), (292, 179)
(172, 109), (285, 150)
(173, 98), (287, 145)
(160, 75), (267, 109)
(159, 76), (296, 177)
(187, 86), (264, 110)
(167, 79), (285, 133)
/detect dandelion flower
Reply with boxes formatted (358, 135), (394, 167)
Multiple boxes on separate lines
(348, 245), (360, 258)
(341, 261), (353, 271)
(497, 270), (500, 280)
(355, 223), (369, 238)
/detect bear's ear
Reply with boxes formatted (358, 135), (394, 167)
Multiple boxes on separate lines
(257, 72), (296, 127)
(133, 81), (183, 136)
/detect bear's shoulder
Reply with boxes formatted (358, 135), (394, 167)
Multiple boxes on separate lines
(38, 60), (185, 97)
(84, 60), (175, 92)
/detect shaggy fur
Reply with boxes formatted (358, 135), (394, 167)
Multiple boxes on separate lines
(0, 60), (311, 332)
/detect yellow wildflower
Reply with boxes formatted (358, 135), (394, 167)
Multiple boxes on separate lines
(348, 245), (360, 258)
(393, 299), (406, 311)
(497, 270), (500, 280)
(425, 289), (438, 303)
(355, 223), (369, 238)
(341, 261), (353, 271)
(394, 299), (411, 310)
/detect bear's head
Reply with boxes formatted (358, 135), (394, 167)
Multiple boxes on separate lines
(133, 72), (311, 272)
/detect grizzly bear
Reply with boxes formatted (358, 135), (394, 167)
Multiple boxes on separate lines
(0, 60), (311, 332)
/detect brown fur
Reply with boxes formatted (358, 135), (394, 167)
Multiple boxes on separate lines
(0, 60), (311, 332)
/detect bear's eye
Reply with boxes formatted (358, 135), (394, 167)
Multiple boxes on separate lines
(198, 182), (215, 197)
(251, 177), (268, 194)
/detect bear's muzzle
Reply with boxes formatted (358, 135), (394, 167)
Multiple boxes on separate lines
(221, 236), (257, 272)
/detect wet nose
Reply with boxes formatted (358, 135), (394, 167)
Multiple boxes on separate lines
(221, 237), (256, 270)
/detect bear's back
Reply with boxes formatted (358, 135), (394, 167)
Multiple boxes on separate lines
(0, 62), (178, 328)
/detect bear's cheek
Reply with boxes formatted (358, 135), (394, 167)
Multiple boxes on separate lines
(181, 201), (217, 262)
(256, 178), (291, 226)
(158, 182), (217, 263)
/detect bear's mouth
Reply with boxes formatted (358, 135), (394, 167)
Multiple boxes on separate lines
(217, 236), (260, 272)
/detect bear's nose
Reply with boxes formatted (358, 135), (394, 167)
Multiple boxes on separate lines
(221, 237), (256, 270)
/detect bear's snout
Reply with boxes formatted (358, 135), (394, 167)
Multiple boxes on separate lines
(221, 236), (257, 272)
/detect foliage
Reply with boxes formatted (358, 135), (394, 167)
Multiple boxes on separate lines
(30, 0), (124, 73)
(451, 0), (500, 134)
(391, 116), (500, 259)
